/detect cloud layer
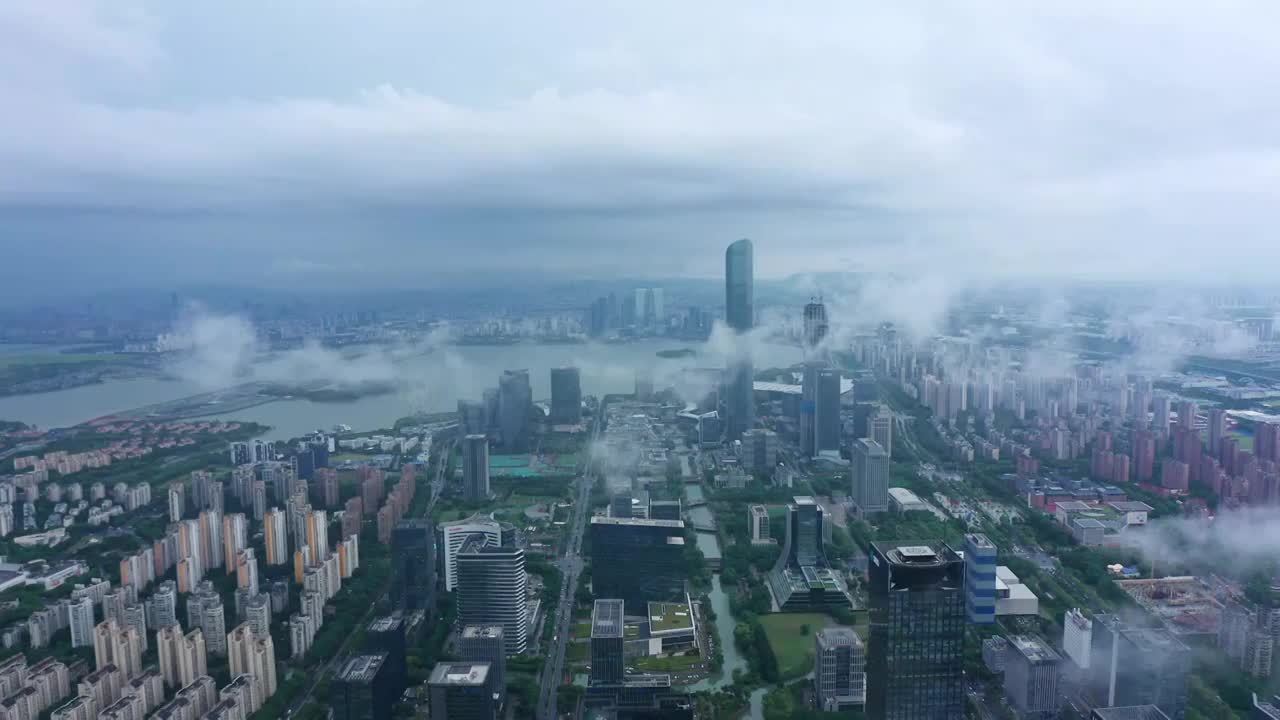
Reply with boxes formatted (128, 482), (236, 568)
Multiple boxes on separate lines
(3, 1), (1280, 295)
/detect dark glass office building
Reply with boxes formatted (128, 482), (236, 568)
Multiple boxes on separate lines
(331, 653), (395, 720)
(590, 599), (626, 686)
(390, 519), (436, 615)
(723, 238), (755, 440)
(867, 541), (966, 720)
(589, 516), (686, 614)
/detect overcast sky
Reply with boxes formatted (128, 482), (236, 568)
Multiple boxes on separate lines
(2, 1), (1279, 300)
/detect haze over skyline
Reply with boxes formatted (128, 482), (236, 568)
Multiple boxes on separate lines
(3, 1), (1280, 301)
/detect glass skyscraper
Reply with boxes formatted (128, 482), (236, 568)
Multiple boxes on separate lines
(724, 238), (755, 440)
(868, 541), (966, 719)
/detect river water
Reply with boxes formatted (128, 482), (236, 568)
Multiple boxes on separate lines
(0, 339), (801, 439)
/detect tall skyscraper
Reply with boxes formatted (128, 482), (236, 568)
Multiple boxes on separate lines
(438, 516), (503, 592)
(589, 599), (625, 686)
(867, 542), (965, 720)
(803, 297), (829, 350)
(456, 538), (527, 656)
(68, 597), (95, 648)
(724, 238), (755, 440)
(428, 663), (495, 720)
(223, 513), (248, 574)
(459, 625), (506, 708)
(869, 404), (893, 459)
(850, 438), (889, 517)
(498, 370), (532, 453)
(391, 519), (436, 613)
(462, 435), (491, 502)
(814, 627), (866, 712)
(550, 367), (583, 425)
(964, 533), (998, 625)
(589, 517), (686, 614)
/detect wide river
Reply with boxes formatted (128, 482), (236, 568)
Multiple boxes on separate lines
(0, 339), (801, 440)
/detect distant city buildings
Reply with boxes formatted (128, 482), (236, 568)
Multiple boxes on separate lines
(550, 367), (582, 425)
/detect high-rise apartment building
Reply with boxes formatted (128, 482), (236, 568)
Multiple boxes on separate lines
(550, 367), (582, 425)
(850, 438), (889, 516)
(68, 596), (95, 648)
(867, 542), (965, 720)
(723, 238), (755, 440)
(814, 626), (866, 712)
(748, 505), (770, 544)
(264, 509), (288, 566)
(462, 434), (491, 502)
(227, 622), (277, 711)
(222, 513), (248, 574)
(456, 538), (527, 656)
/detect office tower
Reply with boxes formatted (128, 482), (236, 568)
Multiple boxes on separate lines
(803, 297), (829, 350)
(223, 513), (248, 574)
(459, 625), (506, 708)
(1005, 635), (1062, 716)
(227, 622), (277, 708)
(1063, 609), (1093, 670)
(456, 538), (527, 656)
(367, 615), (415, 700)
(1090, 617), (1189, 719)
(462, 434), (491, 502)
(550, 367), (582, 425)
(850, 438), (889, 516)
(869, 403), (893, 459)
(739, 428), (779, 473)
(724, 238), (755, 440)
(814, 627), (866, 712)
(964, 533), (998, 625)
(768, 497), (853, 611)
(331, 653), (394, 720)
(816, 367), (842, 453)
(611, 493), (636, 519)
(589, 600), (625, 686)
(867, 542), (965, 720)
(649, 499), (681, 521)
(264, 509), (288, 565)
(429, 663), (495, 720)
(587, 296), (609, 338)
(68, 596), (95, 648)
(498, 369), (533, 452)
(749, 505), (770, 543)
(391, 519), (437, 612)
(589, 516), (686, 614)
(800, 363), (821, 457)
(306, 509), (329, 564)
(439, 516), (503, 592)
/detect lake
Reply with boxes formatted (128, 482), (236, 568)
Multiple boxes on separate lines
(0, 339), (801, 440)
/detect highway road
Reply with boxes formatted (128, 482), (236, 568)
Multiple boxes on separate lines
(536, 407), (604, 720)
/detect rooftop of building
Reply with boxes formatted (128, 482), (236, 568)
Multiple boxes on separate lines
(592, 599), (625, 638)
(816, 626), (863, 647)
(590, 515), (684, 529)
(793, 495), (817, 506)
(1007, 634), (1060, 663)
(965, 533), (996, 550)
(429, 662), (490, 687)
(873, 540), (961, 567)
(367, 615), (402, 633)
(647, 602), (694, 635)
(336, 653), (388, 683)
(461, 625), (504, 640)
(1107, 501), (1155, 513)
(1090, 706), (1170, 720)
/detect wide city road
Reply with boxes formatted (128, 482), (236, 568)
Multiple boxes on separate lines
(537, 409), (604, 719)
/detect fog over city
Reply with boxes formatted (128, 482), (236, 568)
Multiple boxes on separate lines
(4, 2), (1280, 300)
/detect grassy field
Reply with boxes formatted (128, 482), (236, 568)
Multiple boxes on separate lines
(759, 613), (835, 679)
(632, 653), (704, 672)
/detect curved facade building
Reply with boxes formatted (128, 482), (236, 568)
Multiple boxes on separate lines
(456, 538), (528, 656)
